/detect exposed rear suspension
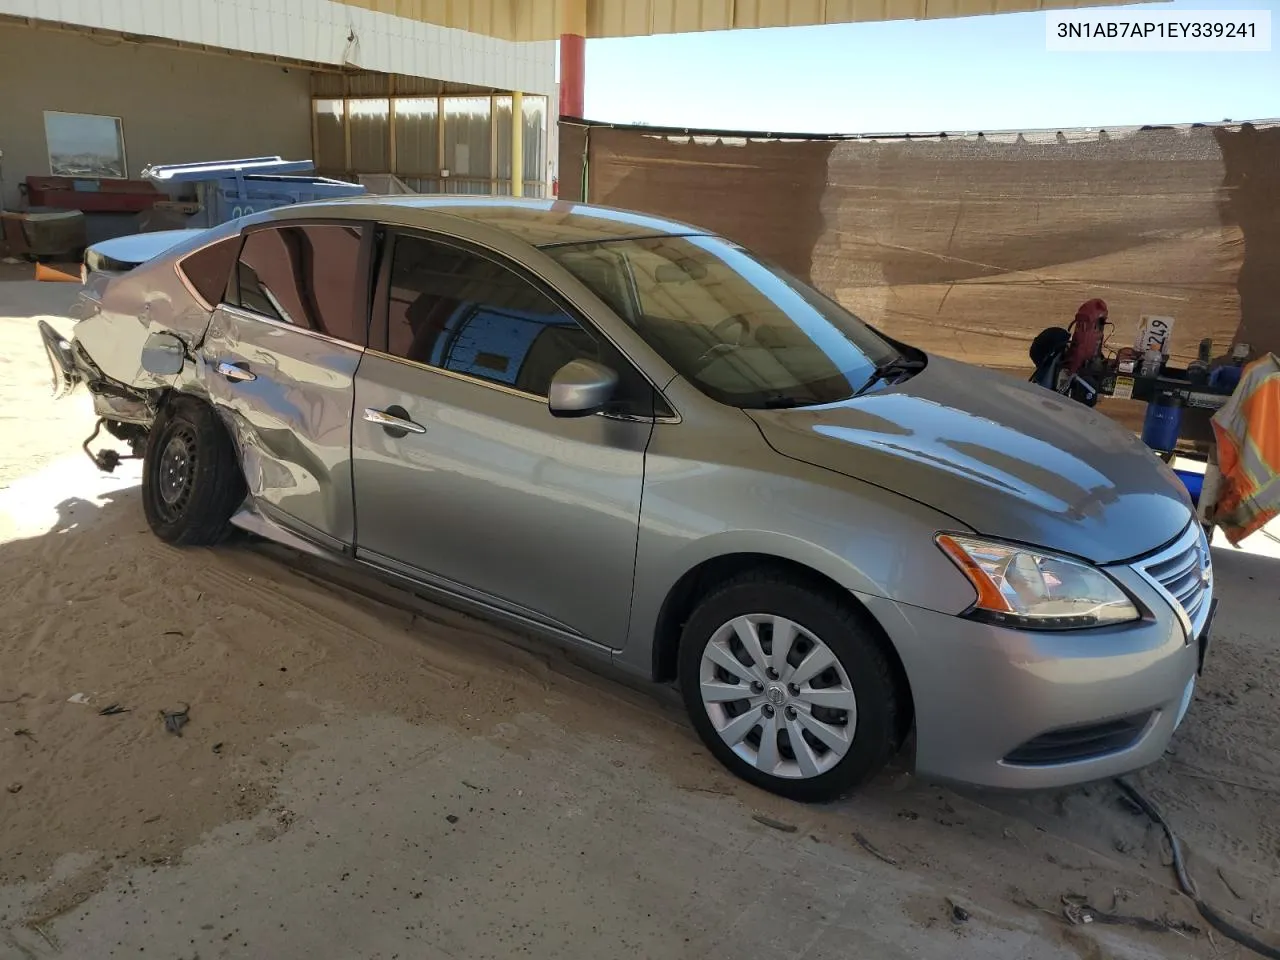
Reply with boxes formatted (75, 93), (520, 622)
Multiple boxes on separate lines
(83, 419), (148, 473)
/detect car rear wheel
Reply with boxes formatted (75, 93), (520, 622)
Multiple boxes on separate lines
(142, 396), (246, 546)
(678, 571), (903, 802)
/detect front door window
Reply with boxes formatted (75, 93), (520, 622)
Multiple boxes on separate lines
(384, 234), (656, 417)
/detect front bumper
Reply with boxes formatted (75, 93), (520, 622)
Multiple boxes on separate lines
(861, 536), (1211, 790)
(38, 319), (81, 399)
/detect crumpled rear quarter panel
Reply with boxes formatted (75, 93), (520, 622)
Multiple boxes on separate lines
(70, 221), (243, 390)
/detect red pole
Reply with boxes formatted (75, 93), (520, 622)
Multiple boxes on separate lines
(559, 32), (585, 119)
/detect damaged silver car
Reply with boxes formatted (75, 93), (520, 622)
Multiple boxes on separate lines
(39, 197), (1214, 801)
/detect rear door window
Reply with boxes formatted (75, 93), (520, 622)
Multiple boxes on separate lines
(176, 237), (240, 308)
(228, 224), (369, 346)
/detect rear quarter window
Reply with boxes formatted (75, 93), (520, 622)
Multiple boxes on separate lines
(177, 237), (242, 308)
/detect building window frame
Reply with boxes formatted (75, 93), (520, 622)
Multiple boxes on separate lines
(43, 111), (128, 179)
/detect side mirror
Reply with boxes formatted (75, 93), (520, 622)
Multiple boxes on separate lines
(548, 359), (618, 418)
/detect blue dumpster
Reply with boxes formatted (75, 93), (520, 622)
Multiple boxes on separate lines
(140, 157), (366, 228)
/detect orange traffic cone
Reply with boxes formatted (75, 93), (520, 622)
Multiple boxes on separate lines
(35, 262), (81, 283)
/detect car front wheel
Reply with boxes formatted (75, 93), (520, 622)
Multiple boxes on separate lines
(678, 571), (904, 802)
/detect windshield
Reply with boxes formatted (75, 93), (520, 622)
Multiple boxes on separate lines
(545, 234), (899, 409)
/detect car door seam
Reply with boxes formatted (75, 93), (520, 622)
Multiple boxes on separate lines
(621, 417), (659, 658)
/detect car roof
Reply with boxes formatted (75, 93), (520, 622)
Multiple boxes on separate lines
(265, 195), (710, 248)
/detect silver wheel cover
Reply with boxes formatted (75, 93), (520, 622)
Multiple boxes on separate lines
(698, 614), (857, 779)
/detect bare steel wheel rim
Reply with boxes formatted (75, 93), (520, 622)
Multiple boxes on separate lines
(698, 614), (857, 780)
(156, 426), (197, 521)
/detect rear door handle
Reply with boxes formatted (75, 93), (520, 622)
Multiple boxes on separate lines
(363, 406), (426, 436)
(217, 361), (256, 382)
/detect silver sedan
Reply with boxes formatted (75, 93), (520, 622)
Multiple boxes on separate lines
(40, 197), (1214, 801)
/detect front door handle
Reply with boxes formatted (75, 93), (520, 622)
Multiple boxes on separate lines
(217, 361), (257, 383)
(363, 406), (426, 436)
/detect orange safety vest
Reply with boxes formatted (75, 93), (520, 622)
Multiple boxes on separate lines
(1210, 353), (1280, 544)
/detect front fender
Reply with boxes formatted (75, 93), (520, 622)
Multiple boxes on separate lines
(617, 434), (981, 677)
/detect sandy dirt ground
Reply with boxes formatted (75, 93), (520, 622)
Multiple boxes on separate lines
(1, 279), (1279, 959)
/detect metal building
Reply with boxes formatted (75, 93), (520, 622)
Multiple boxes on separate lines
(0, 0), (1138, 213)
(0, 0), (556, 211)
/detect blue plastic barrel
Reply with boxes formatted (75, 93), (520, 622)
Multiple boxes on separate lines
(1142, 396), (1182, 452)
(1173, 468), (1204, 505)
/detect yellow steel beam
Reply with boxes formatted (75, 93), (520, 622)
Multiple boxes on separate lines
(511, 90), (524, 197)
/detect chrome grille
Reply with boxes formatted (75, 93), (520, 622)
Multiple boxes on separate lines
(1135, 521), (1213, 639)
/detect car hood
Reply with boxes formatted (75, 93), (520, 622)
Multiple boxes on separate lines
(747, 355), (1193, 564)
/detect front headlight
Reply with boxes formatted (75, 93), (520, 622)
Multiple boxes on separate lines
(936, 533), (1139, 630)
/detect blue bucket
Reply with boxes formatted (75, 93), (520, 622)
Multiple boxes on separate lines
(1142, 397), (1182, 452)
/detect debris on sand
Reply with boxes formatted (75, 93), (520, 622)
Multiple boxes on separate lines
(1061, 894), (1200, 937)
(98, 704), (128, 716)
(1217, 866), (1247, 901)
(854, 831), (899, 866)
(160, 703), (190, 736)
(752, 814), (798, 833)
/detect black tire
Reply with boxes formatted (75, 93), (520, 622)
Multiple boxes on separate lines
(678, 570), (904, 803)
(142, 396), (246, 546)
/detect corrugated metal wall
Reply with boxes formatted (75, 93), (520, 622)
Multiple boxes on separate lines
(588, 0), (1151, 37)
(341, 0), (558, 41)
(311, 73), (501, 98)
(0, 0), (1159, 46)
(336, 0), (1151, 40)
(0, 0), (556, 93)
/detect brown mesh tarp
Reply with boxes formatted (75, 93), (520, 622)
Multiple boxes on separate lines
(559, 119), (1280, 437)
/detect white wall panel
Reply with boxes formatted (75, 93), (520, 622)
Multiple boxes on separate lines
(0, 0), (556, 93)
